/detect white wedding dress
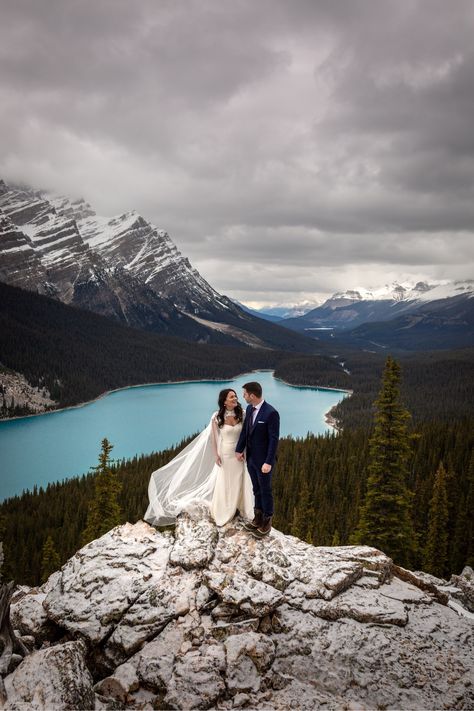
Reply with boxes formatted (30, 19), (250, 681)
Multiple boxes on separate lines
(210, 421), (254, 526)
(145, 414), (254, 527)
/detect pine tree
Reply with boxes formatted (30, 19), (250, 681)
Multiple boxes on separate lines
(465, 450), (474, 568)
(290, 480), (314, 543)
(40, 534), (61, 583)
(423, 462), (449, 577)
(81, 439), (122, 545)
(353, 356), (416, 567)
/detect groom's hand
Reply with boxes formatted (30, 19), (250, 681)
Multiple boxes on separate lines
(261, 463), (272, 474)
(236, 452), (244, 461)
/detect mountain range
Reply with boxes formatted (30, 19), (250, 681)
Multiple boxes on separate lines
(1, 177), (472, 354)
(0, 179), (314, 352)
(280, 280), (474, 351)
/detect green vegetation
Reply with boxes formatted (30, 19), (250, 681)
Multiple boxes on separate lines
(82, 439), (122, 545)
(1, 410), (472, 585)
(40, 535), (61, 584)
(0, 282), (345, 417)
(423, 462), (449, 577)
(1, 282), (473, 584)
(352, 357), (416, 567)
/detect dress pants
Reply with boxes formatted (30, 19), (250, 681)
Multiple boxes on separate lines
(247, 457), (273, 516)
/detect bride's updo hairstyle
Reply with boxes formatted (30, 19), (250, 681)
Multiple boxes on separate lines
(216, 388), (243, 428)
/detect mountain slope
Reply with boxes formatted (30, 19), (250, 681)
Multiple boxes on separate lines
(282, 281), (474, 351)
(0, 178), (315, 351)
(349, 293), (474, 351)
(0, 281), (286, 411)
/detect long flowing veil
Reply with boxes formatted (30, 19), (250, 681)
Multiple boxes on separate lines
(144, 415), (219, 526)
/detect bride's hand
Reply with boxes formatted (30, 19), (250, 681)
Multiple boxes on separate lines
(216, 455), (222, 466)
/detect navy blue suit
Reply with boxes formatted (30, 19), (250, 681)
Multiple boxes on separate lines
(236, 401), (280, 516)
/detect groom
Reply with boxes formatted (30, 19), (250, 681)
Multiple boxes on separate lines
(235, 381), (280, 537)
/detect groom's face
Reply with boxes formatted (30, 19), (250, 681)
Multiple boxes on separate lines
(242, 389), (251, 404)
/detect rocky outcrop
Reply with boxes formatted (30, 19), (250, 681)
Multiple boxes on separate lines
(0, 369), (56, 418)
(3, 640), (95, 710)
(0, 212), (46, 290)
(4, 507), (474, 710)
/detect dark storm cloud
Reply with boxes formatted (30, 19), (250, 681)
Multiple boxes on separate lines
(0, 0), (473, 305)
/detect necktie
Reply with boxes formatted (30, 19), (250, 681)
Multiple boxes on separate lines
(251, 406), (257, 425)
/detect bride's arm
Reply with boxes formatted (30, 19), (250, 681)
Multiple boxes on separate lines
(211, 414), (222, 466)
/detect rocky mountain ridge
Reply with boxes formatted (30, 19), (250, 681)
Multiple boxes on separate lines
(0, 179), (313, 351)
(3, 505), (474, 710)
(281, 279), (474, 350)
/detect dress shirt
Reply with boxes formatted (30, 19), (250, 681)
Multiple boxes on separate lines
(251, 400), (265, 425)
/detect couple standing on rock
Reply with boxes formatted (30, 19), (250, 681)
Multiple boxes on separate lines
(145, 381), (280, 538)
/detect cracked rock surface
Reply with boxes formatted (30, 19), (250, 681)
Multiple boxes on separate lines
(4, 505), (474, 710)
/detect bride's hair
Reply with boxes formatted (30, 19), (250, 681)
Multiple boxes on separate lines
(216, 388), (243, 428)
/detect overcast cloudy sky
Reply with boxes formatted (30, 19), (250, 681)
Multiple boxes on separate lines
(1, 0), (473, 306)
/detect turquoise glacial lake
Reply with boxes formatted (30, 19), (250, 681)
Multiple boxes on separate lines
(0, 370), (347, 501)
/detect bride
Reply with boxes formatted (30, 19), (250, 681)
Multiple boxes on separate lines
(145, 388), (254, 527)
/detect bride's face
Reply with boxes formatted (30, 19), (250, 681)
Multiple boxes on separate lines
(224, 391), (238, 409)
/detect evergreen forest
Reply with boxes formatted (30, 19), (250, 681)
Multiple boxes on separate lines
(1, 349), (472, 586)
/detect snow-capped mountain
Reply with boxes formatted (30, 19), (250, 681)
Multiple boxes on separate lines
(281, 279), (474, 350)
(325, 280), (471, 306)
(0, 179), (315, 351)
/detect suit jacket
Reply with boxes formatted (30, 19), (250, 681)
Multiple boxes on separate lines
(236, 401), (280, 467)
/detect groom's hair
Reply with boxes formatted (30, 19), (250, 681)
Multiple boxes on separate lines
(243, 381), (262, 398)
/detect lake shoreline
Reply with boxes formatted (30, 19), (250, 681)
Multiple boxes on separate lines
(1, 369), (351, 425)
(1, 370), (351, 502)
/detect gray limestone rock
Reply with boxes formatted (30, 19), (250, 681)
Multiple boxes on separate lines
(10, 590), (50, 641)
(43, 521), (172, 644)
(103, 568), (200, 665)
(300, 586), (409, 626)
(450, 567), (474, 613)
(224, 632), (276, 694)
(169, 503), (218, 570)
(5, 512), (474, 711)
(204, 567), (284, 617)
(94, 662), (140, 704)
(3, 640), (94, 710)
(164, 643), (226, 709)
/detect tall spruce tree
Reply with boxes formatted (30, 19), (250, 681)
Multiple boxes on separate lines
(353, 356), (416, 567)
(465, 450), (474, 568)
(290, 480), (315, 543)
(423, 462), (449, 577)
(40, 535), (61, 583)
(82, 439), (122, 545)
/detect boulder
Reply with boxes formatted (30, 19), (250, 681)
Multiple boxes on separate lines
(3, 640), (94, 710)
(43, 521), (172, 644)
(169, 503), (218, 570)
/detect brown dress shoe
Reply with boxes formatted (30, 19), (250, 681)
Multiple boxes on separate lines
(243, 508), (263, 531)
(252, 515), (272, 538)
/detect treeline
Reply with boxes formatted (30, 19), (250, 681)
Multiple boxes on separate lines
(0, 438), (192, 586)
(274, 420), (473, 575)
(1, 414), (472, 586)
(0, 281), (348, 413)
(275, 348), (474, 428)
